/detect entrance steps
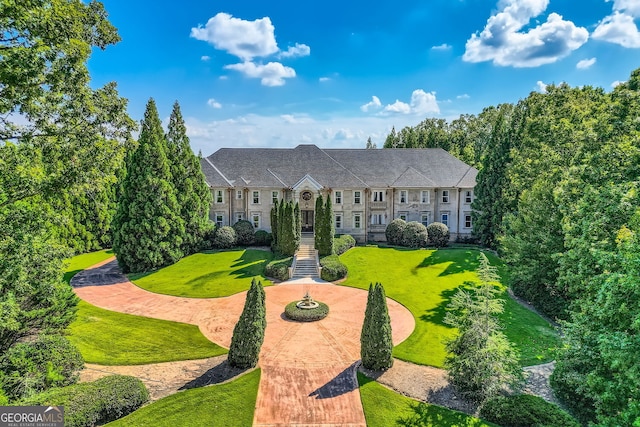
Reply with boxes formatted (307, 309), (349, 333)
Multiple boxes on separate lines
(290, 235), (321, 279)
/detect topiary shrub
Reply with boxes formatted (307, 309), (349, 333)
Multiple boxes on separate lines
(212, 225), (236, 249)
(427, 222), (450, 247)
(479, 394), (581, 427)
(360, 282), (393, 371)
(20, 375), (148, 427)
(385, 219), (406, 245)
(228, 279), (266, 369)
(0, 335), (84, 401)
(334, 234), (356, 255)
(284, 301), (329, 322)
(320, 255), (347, 281)
(402, 221), (429, 248)
(265, 257), (292, 281)
(254, 230), (272, 246)
(233, 220), (256, 246)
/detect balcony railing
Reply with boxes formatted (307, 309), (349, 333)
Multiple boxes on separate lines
(369, 201), (387, 209)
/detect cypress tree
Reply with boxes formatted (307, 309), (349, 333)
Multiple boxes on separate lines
(322, 195), (335, 255)
(281, 201), (297, 256)
(228, 278), (266, 369)
(314, 194), (324, 251)
(360, 282), (394, 371)
(166, 101), (213, 255)
(270, 201), (278, 249)
(277, 198), (285, 253)
(294, 202), (301, 248)
(112, 98), (184, 273)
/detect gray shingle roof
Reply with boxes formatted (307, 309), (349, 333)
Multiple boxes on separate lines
(203, 145), (477, 189)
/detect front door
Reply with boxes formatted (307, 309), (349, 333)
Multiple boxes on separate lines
(301, 210), (314, 232)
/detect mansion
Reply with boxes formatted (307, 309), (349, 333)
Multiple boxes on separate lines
(200, 144), (477, 242)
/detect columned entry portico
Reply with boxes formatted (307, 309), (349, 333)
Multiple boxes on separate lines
(301, 210), (314, 232)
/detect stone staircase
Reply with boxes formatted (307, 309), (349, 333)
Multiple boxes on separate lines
(290, 234), (320, 279)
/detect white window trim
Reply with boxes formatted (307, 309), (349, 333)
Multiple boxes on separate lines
(441, 212), (450, 226)
(271, 191), (279, 204)
(465, 190), (473, 204)
(236, 190), (243, 200)
(353, 213), (362, 229)
(464, 213), (472, 229)
(335, 213), (343, 229)
(372, 190), (385, 202)
(252, 190), (260, 205)
(371, 213), (386, 225)
(420, 212), (429, 227)
(214, 212), (224, 227)
(354, 191), (362, 204)
(214, 189), (224, 204)
(421, 190), (430, 204)
(335, 191), (342, 204)
(400, 190), (408, 204)
(442, 190), (450, 203)
(235, 212), (244, 223)
(251, 212), (261, 229)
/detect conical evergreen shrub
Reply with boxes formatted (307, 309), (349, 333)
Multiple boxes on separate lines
(228, 279), (266, 369)
(360, 282), (394, 371)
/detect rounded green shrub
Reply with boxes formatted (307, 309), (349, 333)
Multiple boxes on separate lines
(233, 220), (256, 246)
(20, 375), (149, 427)
(254, 230), (272, 246)
(402, 221), (429, 248)
(479, 394), (581, 427)
(212, 225), (236, 249)
(334, 234), (356, 255)
(265, 257), (292, 281)
(427, 222), (450, 247)
(320, 255), (347, 281)
(0, 335), (84, 401)
(385, 219), (406, 245)
(284, 301), (329, 322)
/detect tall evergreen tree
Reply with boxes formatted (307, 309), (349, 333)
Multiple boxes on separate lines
(270, 200), (278, 249)
(360, 283), (394, 371)
(112, 99), (185, 273)
(314, 195), (325, 251)
(294, 202), (301, 248)
(320, 195), (335, 256)
(228, 279), (266, 369)
(166, 101), (213, 255)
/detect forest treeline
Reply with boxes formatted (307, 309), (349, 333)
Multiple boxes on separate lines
(385, 69), (640, 426)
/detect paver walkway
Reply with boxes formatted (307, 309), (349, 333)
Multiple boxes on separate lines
(72, 259), (415, 426)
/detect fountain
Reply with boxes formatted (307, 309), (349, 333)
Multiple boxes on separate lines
(296, 291), (319, 309)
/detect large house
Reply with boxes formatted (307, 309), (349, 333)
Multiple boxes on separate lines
(200, 144), (477, 242)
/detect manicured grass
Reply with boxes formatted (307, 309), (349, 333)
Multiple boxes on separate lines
(63, 249), (114, 284)
(358, 373), (495, 427)
(129, 249), (274, 298)
(107, 369), (261, 427)
(68, 300), (227, 365)
(340, 247), (560, 367)
(65, 250), (226, 365)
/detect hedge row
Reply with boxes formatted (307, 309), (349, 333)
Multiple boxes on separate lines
(284, 301), (329, 322)
(479, 394), (580, 427)
(333, 234), (356, 255)
(20, 375), (149, 427)
(265, 256), (292, 281)
(320, 255), (347, 281)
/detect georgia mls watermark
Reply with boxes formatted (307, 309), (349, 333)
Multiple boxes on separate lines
(0, 406), (64, 427)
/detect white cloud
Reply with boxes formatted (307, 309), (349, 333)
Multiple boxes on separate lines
(576, 58), (597, 69)
(279, 43), (311, 58)
(384, 100), (412, 114)
(190, 13), (278, 61)
(536, 80), (548, 93)
(319, 77), (331, 82)
(431, 43), (452, 50)
(593, 11), (640, 48)
(224, 61), (296, 86)
(409, 89), (440, 115)
(281, 114), (313, 124)
(201, 55), (211, 61)
(207, 98), (222, 108)
(463, 0), (589, 67)
(457, 94), (471, 99)
(360, 96), (382, 112)
(610, 0), (640, 17)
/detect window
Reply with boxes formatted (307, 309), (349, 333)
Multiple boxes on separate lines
(235, 212), (244, 223)
(441, 212), (449, 226)
(335, 214), (342, 229)
(442, 190), (449, 203)
(465, 190), (473, 204)
(354, 191), (361, 204)
(399, 212), (408, 221)
(215, 213), (224, 228)
(421, 213), (429, 227)
(215, 190), (223, 204)
(421, 191), (430, 204)
(271, 191), (279, 204)
(236, 190), (242, 200)
(465, 214), (472, 228)
(335, 191), (342, 204)
(400, 190), (408, 204)
(353, 213), (362, 229)
(252, 191), (260, 204)
(372, 191), (384, 202)
(371, 213), (386, 225)
(252, 213), (261, 229)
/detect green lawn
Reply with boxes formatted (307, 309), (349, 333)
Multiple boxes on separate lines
(65, 250), (226, 365)
(340, 247), (560, 367)
(358, 373), (495, 427)
(129, 249), (274, 298)
(107, 369), (261, 427)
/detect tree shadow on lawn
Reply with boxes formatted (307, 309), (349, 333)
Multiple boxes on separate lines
(179, 359), (249, 390)
(397, 401), (483, 427)
(308, 362), (359, 399)
(419, 282), (476, 328)
(413, 250), (480, 277)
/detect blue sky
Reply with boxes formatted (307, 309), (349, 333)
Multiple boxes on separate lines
(89, 0), (640, 155)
